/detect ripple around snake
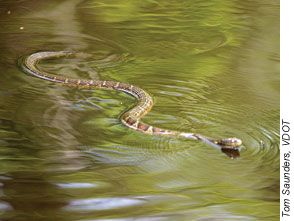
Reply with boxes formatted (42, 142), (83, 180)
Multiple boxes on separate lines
(25, 52), (278, 163)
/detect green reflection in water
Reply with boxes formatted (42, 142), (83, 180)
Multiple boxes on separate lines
(0, 0), (279, 220)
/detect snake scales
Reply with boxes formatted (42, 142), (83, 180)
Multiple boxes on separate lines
(20, 51), (242, 153)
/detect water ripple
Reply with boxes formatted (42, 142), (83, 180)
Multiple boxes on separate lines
(64, 197), (145, 211)
(56, 182), (97, 189)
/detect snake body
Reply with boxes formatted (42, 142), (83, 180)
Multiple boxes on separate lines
(20, 51), (242, 151)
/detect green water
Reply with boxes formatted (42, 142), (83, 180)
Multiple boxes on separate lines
(0, 0), (279, 220)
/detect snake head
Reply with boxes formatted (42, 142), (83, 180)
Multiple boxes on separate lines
(215, 137), (242, 149)
(217, 137), (242, 159)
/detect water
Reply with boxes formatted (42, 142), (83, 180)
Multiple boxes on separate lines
(0, 0), (279, 220)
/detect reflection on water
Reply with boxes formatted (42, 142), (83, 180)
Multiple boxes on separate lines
(0, 0), (279, 220)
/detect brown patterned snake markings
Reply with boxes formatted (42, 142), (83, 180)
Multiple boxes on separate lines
(20, 51), (242, 154)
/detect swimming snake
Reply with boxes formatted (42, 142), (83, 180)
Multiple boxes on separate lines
(20, 51), (242, 154)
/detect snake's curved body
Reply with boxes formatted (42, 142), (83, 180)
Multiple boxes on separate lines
(20, 51), (242, 151)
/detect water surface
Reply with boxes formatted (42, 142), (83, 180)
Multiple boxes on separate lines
(0, 0), (279, 220)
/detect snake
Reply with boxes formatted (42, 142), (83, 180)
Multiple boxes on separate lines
(20, 51), (242, 152)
